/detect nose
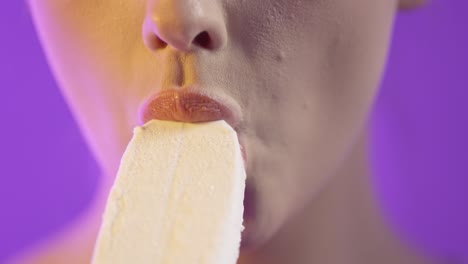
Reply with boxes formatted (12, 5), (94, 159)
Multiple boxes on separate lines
(143, 0), (227, 52)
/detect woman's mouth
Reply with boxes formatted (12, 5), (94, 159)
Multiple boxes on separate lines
(139, 87), (242, 128)
(139, 86), (247, 164)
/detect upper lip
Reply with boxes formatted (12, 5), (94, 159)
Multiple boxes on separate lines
(139, 87), (243, 131)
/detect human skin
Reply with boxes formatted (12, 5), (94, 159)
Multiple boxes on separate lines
(17, 0), (431, 263)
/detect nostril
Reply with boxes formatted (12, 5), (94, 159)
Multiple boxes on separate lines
(144, 30), (168, 50)
(193, 31), (212, 49)
(157, 38), (168, 49)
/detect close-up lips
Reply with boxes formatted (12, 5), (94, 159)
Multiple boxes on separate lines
(139, 87), (248, 165)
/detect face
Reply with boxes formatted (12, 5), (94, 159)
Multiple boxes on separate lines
(29, 0), (398, 249)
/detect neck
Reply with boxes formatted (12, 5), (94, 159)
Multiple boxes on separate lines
(238, 129), (428, 264)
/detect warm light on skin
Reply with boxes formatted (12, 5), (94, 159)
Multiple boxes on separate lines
(20, 0), (429, 263)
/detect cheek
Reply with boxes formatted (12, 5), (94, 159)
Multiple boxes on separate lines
(32, 0), (149, 93)
(313, 1), (395, 141)
(29, 0), (151, 174)
(244, 0), (396, 232)
(245, 1), (395, 159)
(296, 3), (394, 175)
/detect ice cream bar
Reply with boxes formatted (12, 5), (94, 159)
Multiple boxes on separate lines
(92, 120), (246, 264)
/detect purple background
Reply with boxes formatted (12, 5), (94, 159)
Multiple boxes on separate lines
(1, 0), (467, 262)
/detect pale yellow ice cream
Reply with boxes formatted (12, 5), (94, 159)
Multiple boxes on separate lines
(92, 120), (246, 264)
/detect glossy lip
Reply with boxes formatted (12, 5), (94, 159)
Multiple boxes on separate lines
(139, 87), (247, 165)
